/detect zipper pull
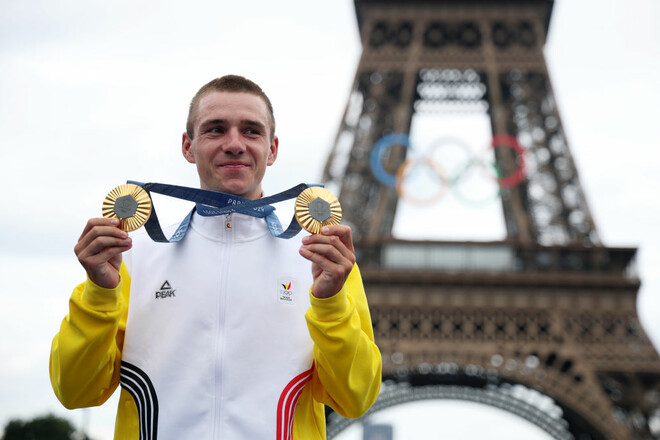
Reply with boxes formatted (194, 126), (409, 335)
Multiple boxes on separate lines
(225, 214), (232, 231)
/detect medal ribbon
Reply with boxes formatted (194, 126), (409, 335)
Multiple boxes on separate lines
(128, 181), (313, 242)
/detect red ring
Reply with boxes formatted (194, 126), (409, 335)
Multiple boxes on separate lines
(489, 134), (527, 189)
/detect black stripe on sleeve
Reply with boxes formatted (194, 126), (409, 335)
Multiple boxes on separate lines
(120, 361), (159, 440)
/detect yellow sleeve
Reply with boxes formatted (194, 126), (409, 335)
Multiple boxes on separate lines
(304, 264), (382, 418)
(49, 263), (131, 409)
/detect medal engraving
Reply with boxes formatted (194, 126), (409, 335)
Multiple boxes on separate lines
(102, 184), (153, 232)
(308, 197), (332, 222)
(295, 187), (342, 234)
(114, 195), (139, 219)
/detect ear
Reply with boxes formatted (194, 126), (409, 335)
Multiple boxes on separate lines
(267, 135), (279, 166)
(182, 132), (196, 164)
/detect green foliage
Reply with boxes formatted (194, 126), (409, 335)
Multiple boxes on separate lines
(1, 413), (89, 440)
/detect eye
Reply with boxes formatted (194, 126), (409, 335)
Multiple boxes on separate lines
(209, 127), (224, 134)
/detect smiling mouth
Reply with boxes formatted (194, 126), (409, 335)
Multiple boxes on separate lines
(219, 162), (249, 169)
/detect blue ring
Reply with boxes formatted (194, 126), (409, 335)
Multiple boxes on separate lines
(369, 133), (412, 187)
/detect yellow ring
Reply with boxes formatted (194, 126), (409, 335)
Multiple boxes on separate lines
(395, 158), (449, 206)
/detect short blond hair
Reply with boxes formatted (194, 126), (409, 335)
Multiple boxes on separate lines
(186, 75), (275, 140)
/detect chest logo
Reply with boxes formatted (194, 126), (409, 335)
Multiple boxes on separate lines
(278, 279), (295, 304)
(155, 280), (176, 299)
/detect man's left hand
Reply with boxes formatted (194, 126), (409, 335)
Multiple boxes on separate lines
(299, 225), (356, 299)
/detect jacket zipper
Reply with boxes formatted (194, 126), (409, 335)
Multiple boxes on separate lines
(213, 213), (233, 438)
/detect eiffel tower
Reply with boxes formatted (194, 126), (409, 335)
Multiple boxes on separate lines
(322, 1), (660, 439)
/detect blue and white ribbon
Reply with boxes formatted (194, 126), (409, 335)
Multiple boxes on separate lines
(128, 181), (315, 243)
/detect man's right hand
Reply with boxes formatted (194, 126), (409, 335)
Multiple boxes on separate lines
(74, 218), (133, 289)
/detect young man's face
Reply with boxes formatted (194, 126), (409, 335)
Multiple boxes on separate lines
(182, 91), (278, 199)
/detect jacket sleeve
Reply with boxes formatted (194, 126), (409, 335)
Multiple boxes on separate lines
(305, 263), (382, 418)
(49, 263), (131, 409)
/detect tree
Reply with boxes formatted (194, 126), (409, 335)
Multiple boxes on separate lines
(1, 413), (90, 440)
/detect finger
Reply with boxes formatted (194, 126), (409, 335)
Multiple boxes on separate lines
(302, 233), (355, 265)
(78, 217), (121, 241)
(299, 243), (355, 283)
(301, 240), (354, 268)
(76, 223), (129, 257)
(79, 243), (131, 269)
(320, 225), (354, 253)
(299, 245), (352, 299)
(76, 235), (132, 261)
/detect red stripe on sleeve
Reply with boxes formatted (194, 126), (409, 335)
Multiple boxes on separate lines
(276, 369), (312, 440)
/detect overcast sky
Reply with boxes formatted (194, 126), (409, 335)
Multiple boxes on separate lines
(1, 0), (659, 438)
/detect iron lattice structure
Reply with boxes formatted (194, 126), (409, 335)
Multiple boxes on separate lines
(323, 1), (660, 439)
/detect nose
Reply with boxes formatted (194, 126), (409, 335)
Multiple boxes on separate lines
(223, 127), (246, 155)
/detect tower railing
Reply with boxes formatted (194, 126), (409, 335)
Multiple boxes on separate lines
(356, 240), (638, 280)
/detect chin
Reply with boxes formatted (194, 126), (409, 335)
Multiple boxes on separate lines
(203, 180), (243, 195)
(219, 185), (252, 198)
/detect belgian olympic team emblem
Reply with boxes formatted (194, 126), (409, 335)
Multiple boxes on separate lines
(278, 279), (295, 304)
(369, 133), (527, 206)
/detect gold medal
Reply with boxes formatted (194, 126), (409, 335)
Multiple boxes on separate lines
(295, 187), (342, 234)
(102, 184), (153, 232)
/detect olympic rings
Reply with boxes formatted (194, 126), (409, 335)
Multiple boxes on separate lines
(369, 133), (527, 206)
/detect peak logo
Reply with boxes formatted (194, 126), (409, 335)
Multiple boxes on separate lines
(155, 280), (176, 299)
(277, 278), (295, 305)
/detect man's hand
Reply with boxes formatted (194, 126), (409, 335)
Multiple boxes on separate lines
(299, 225), (356, 299)
(74, 218), (132, 289)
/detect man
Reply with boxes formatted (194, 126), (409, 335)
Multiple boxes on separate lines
(50, 75), (382, 439)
